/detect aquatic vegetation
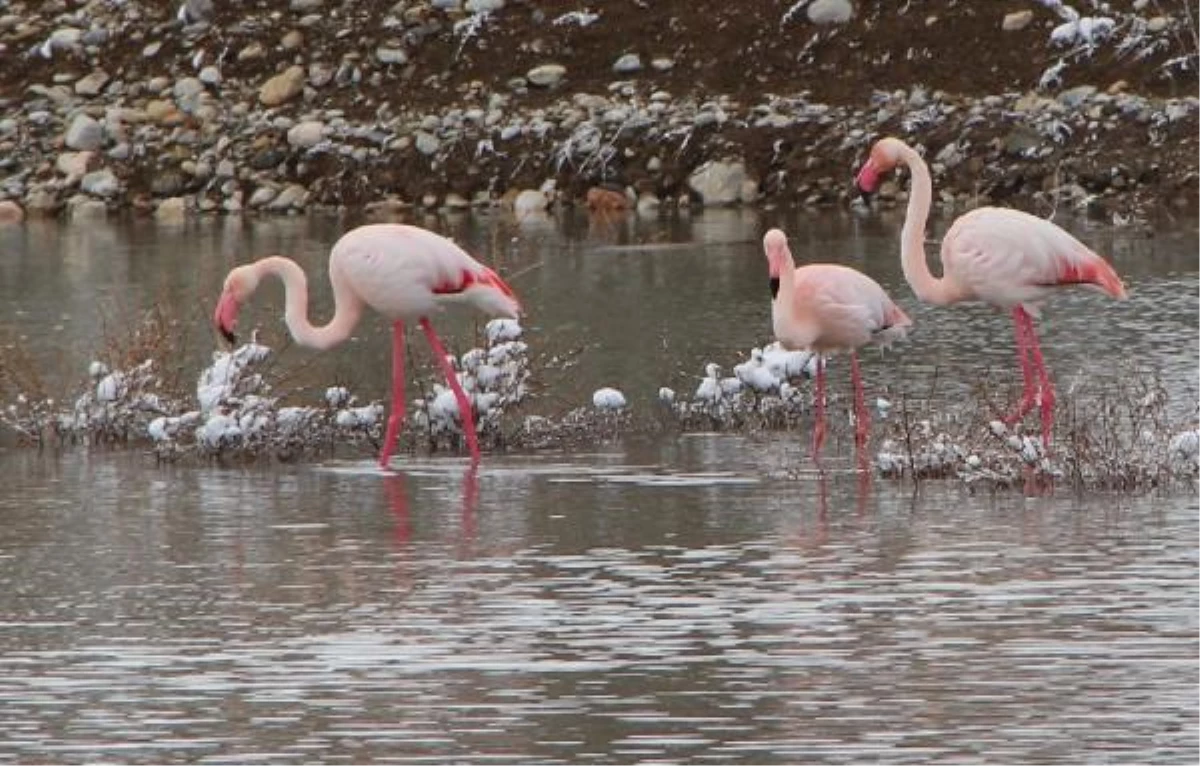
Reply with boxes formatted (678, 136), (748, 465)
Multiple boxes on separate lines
(1, 320), (1194, 492)
(873, 366), (1199, 492)
(659, 342), (820, 431)
(0, 319), (534, 462)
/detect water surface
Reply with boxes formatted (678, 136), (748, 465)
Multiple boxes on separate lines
(0, 209), (1197, 763)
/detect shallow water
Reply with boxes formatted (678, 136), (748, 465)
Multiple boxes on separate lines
(0, 209), (1198, 763)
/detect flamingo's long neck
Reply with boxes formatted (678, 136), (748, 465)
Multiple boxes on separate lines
(256, 256), (363, 351)
(771, 241), (800, 340)
(895, 142), (956, 306)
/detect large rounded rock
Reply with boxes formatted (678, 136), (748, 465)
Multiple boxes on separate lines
(65, 114), (103, 151)
(287, 120), (325, 148)
(687, 160), (749, 206)
(259, 66), (306, 107)
(526, 64), (566, 88)
(808, 0), (854, 25)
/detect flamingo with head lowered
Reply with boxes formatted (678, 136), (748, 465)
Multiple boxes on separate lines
(213, 223), (521, 468)
(854, 137), (1127, 446)
(764, 228), (912, 466)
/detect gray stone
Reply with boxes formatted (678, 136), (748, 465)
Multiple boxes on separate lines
(287, 120), (326, 148)
(182, 0), (214, 23)
(74, 70), (109, 97)
(526, 64), (566, 88)
(290, 0), (325, 11)
(1058, 85), (1097, 108)
(415, 131), (440, 155)
(199, 66), (222, 86)
(687, 160), (748, 206)
(173, 77), (206, 112)
(465, 0), (505, 11)
(65, 114), (103, 151)
(268, 184), (309, 210)
(376, 46), (408, 65)
(807, 0), (854, 25)
(248, 185), (279, 208)
(612, 53), (642, 74)
(42, 28), (83, 57)
(81, 169), (119, 197)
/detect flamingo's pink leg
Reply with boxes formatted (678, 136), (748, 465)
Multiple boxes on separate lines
(811, 355), (827, 467)
(1004, 306), (1038, 426)
(1024, 318), (1055, 446)
(379, 320), (406, 469)
(419, 318), (481, 461)
(850, 351), (869, 453)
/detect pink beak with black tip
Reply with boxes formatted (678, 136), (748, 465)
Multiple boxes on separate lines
(855, 158), (883, 201)
(214, 290), (240, 345)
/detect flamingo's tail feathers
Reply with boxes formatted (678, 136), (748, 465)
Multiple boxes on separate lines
(471, 267), (522, 319)
(1089, 257), (1128, 300)
(1060, 254), (1128, 300)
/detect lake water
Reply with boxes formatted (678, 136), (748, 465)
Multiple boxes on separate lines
(0, 207), (1197, 763)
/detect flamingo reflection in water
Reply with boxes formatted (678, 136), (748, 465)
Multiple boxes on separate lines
(384, 465), (480, 550)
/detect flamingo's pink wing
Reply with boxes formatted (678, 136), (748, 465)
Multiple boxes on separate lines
(942, 208), (1125, 305)
(796, 265), (910, 348)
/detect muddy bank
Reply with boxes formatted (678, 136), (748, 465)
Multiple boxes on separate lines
(0, 0), (1196, 224)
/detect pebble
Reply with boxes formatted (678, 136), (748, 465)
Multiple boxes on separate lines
(527, 63), (566, 88)
(1002, 10), (1034, 31)
(64, 114), (103, 151)
(287, 120), (325, 148)
(259, 66), (306, 106)
(613, 53), (642, 74)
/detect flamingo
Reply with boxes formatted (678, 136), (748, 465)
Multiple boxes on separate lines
(854, 137), (1127, 445)
(213, 223), (521, 468)
(763, 228), (912, 465)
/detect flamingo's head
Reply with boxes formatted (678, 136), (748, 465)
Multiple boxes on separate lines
(762, 228), (790, 298)
(213, 265), (259, 345)
(854, 137), (905, 199)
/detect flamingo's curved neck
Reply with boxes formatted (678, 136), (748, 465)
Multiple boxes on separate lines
(895, 142), (956, 306)
(255, 256), (363, 351)
(778, 246), (797, 294)
(771, 240), (800, 339)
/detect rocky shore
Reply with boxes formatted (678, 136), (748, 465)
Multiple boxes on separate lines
(0, 0), (1196, 225)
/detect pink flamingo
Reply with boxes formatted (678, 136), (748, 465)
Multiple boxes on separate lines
(764, 228), (912, 465)
(213, 223), (521, 468)
(854, 137), (1127, 445)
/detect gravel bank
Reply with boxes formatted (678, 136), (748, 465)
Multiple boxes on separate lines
(0, 0), (1195, 224)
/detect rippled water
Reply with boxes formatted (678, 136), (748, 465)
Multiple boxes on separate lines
(0, 209), (1197, 763)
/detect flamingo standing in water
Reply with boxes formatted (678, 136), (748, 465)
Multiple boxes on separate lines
(213, 223), (521, 468)
(763, 228), (912, 465)
(854, 137), (1127, 445)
